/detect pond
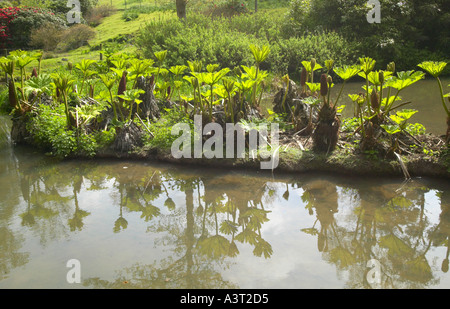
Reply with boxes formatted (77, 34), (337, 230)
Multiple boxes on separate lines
(0, 116), (449, 289)
(262, 77), (450, 136)
(337, 77), (450, 136)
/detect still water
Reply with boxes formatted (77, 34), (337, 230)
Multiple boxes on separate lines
(337, 78), (450, 136)
(0, 116), (449, 289)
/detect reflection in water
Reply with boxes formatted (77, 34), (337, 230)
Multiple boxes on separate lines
(0, 117), (449, 288)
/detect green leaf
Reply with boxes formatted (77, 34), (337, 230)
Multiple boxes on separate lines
(24, 74), (52, 95)
(253, 237), (273, 258)
(302, 60), (322, 72)
(197, 235), (230, 259)
(169, 65), (188, 76)
(305, 82), (321, 93)
(219, 220), (238, 235)
(417, 61), (447, 78)
(249, 44), (270, 64)
(206, 63), (220, 73)
(381, 95), (402, 107)
(384, 70), (425, 91)
(336, 105), (346, 113)
(381, 124), (401, 135)
(359, 57), (376, 75)
(75, 59), (97, 75)
(187, 60), (202, 73)
(154, 50), (168, 63)
(334, 65), (361, 81)
(99, 73), (116, 90)
(360, 70), (393, 85)
(329, 246), (356, 269)
(348, 94), (360, 102)
(389, 114), (406, 125)
(396, 109), (417, 121)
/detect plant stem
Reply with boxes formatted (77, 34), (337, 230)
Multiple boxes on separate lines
(378, 82), (383, 115)
(128, 100), (133, 121)
(385, 89), (400, 115)
(209, 83), (214, 121)
(437, 77), (450, 116)
(109, 89), (118, 121)
(63, 91), (71, 129)
(365, 75), (371, 116)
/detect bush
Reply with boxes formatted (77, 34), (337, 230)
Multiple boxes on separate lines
(85, 4), (116, 26)
(48, 0), (98, 18)
(30, 22), (65, 51)
(0, 6), (66, 49)
(0, 1), (13, 9)
(137, 16), (263, 71)
(0, 85), (10, 114)
(146, 107), (192, 151)
(285, 0), (450, 74)
(27, 104), (106, 158)
(122, 10), (139, 22)
(273, 31), (356, 79)
(136, 13), (355, 77)
(58, 24), (96, 51)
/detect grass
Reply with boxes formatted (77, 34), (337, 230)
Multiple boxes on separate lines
(0, 1), (290, 77)
(35, 0), (289, 74)
(91, 1), (176, 45)
(33, 0), (175, 72)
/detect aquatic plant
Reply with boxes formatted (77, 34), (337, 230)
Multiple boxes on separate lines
(99, 73), (119, 121)
(74, 59), (97, 95)
(417, 61), (449, 140)
(51, 71), (76, 129)
(117, 89), (145, 122)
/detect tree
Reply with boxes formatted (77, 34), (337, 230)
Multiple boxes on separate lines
(176, 0), (187, 20)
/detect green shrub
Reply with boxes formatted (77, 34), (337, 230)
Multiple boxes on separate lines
(48, 0), (98, 18)
(7, 7), (67, 49)
(146, 107), (192, 151)
(136, 13), (354, 77)
(272, 31), (355, 79)
(137, 15), (264, 70)
(85, 4), (116, 26)
(0, 85), (10, 114)
(58, 24), (96, 51)
(27, 104), (104, 158)
(122, 10), (139, 21)
(30, 22), (65, 51)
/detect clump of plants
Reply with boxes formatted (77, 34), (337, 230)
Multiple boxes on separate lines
(1, 45), (448, 171)
(271, 55), (448, 166)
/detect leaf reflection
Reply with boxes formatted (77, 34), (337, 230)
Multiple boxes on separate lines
(2, 144), (450, 288)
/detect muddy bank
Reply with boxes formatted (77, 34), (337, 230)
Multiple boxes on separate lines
(90, 142), (450, 180)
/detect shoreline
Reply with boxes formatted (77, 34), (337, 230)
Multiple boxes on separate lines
(4, 115), (449, 180)
(89, 144), (450, 180)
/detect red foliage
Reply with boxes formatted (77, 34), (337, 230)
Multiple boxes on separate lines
(0, 6), (55, 49)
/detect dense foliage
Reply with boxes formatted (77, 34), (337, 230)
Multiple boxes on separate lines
(136, 12), (354, 79)
(0, 6), (65, 49)
(1, 48), (448, 165)
(286, 0), (450, 73)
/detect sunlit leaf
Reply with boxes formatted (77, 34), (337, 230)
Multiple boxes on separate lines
(417, 61), (447, 78)
(334, 65), (361, 81)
